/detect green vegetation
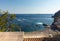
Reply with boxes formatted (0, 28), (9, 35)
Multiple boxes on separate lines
(0, 10), (21, 32)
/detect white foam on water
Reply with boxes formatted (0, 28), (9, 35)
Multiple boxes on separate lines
(17, 19), (22, 21)
(36, 22), (43, 25)
(17, 18), (27, 22)
(22, 18), (27, 20)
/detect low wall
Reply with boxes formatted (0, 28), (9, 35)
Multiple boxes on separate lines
(24, 38), (43, 41)
(24, 38), (60, 41)
(0, 32), (24, 41)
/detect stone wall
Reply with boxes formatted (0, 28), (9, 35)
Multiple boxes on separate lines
(24, 38), (60, 41)
(24, 38), (43, 41)
(0, 32), (24, 41)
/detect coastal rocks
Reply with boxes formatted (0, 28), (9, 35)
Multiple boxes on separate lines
(52, 10), (60, 18)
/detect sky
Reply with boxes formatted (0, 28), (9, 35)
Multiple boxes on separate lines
(0, 0), (60, 14)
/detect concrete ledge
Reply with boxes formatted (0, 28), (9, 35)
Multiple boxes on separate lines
(0, 32), (24, 41)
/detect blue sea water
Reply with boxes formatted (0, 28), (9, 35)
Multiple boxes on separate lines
(15, 14), (54, 32)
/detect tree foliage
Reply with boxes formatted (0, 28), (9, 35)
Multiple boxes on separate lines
(0, 11), (21, 32)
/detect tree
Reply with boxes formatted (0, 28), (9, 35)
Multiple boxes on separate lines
(0, 10), (21, 32)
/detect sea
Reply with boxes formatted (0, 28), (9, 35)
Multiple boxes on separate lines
(14, 14), (54, 32)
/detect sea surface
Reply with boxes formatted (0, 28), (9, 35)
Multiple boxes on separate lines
(15, 14), (54, 32)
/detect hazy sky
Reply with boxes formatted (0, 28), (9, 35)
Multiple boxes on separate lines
(0, 0), (60, 14)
